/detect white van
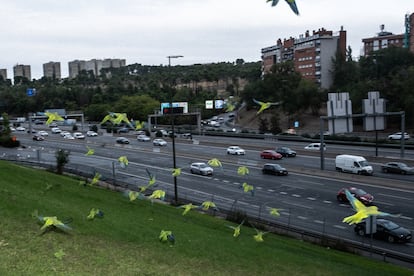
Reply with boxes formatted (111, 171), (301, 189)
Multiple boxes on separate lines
(335, 154), (373, 175)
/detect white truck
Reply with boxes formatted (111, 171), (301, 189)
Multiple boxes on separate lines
(335, 154), (373, 175)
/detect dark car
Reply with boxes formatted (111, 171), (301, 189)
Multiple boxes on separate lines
(276, 147), (296, 157)
(354, 219), (412, 243)
(118, 127), (130, 133)
(262, 163), (288, 176)
(116, 137), (130, 144)
(260, 150), (283, 160)
(381, 162), (414, 175)
(337, 187), (373, 205)
(32, 134), (44, 141)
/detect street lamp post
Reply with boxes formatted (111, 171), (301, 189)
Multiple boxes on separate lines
(167, 55), (183, 205)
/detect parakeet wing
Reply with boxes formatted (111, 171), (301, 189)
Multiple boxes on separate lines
(345, 189), (366, 212)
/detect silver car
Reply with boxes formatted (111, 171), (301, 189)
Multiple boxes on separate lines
(190, 162), (213, 176)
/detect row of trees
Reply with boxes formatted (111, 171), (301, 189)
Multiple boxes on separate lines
(1, 48), (413, 129)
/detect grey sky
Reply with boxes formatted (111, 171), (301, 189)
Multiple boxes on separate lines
(1, 0), (411, 79)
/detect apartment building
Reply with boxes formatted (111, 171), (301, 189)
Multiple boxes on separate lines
(362, 13), (414, 57)
(0, 69), (7, 80)
(13, 64), (31, 80)
(43, 61), (61, 79)
(68, 58), (126, 78)
(261, 27), (346, 89)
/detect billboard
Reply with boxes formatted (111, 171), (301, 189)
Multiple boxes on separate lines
(161, 102), (188, 114)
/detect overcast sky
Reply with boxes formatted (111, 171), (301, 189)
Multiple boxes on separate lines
(1, 0), (412, 79)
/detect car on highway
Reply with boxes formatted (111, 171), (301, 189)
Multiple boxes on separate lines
(387, 132), (410, 140)
(153, 138), (167, 146)
(190, 162), (214, 176)
(276, 147), (296, 157)
(51, 127), (61, 134)
(48, 122), (58, 127)
(354, 219), (412, 243)
(118, 127), (130, 133)
(37, 130), (49, 136)
(86, 130), (98, 137)
(262, 163), (288, 176)
(60, 131), (71, 137)
(63, 133), (75, 140)
(260, 150), (283, 160)
(137, 134), (151, 142)
(381, 162), (414, 175)
(73, 132), (85, 139)
(16, 126), (26, 131)
(32, 134), (44, 141)
(226, 146), (246, 155)
(116, 137), (130, 144)
(336, 187), (373, 205)
(304, 143), (326, 151)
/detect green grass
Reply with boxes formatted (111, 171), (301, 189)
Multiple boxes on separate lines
(0, 160), (412, 275)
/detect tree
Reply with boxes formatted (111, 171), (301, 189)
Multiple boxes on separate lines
(258, 117), (269, 134)
(55, 149), (70, 175)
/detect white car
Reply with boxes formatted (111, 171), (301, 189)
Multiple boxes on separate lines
(86, 130), (98, 137)
(227, 146), (246, 155)
(37, 130), (49, 136)
(63, 133), (75, 140)
(388, 132), (410, 140)
(137, 134), (151, 142)
(190, 162), (214, 176)
(73, 132), (85, 139)
(60, 131), (71, 137)
(16, 126), (26, 131)
(304, 143), (326, 151)
(51, 127), (61, 134)
(153, 138), (167, 146)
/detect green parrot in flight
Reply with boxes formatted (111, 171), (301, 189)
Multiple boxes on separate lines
(208, 158), (222, 168)
(237, 166), (249, 176)
(342, 189), (395, 225)
(87, 208), (104, 220)
(45, 111), (64, 125)
(34, 211), (72, 233)
(268, 207), (283, 217)
(226, 220), (244, 238)
(267, 0), (299, 15)
(240, 182), (255, 196)
(148, 190), (166, 201)
(253, 98), (282, 115)
(159, 230), (175, 244)
(200, 201), (218, 211)
(85, 146), (94, 156)
(179, 203), (198, 216)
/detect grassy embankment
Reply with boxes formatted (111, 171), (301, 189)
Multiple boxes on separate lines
(0, 160), (411, 275)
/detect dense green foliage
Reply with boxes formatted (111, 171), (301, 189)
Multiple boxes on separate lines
(0, 160), (411, 275)
(331, 47), (414, 126)
(1, 48), (414, 129)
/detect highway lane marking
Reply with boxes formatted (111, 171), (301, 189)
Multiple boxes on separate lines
(314, 220), (324, 224)
(222, 180), (230, 183)
(400, 215), (413, 220)
(281, 201), (313, 210)
(268, 189), (275, 192)
(280, 192), (288, 195)
(377, 193), (413, 201)
(333, 225), (347, 230)
(323, 200), (332, 204)
(297, 179), (325, 186)
(372, 200), (394, 206)
(297, 216), (308, 220)
(307, 197), (316, 201)
(292, 194), (301, 198)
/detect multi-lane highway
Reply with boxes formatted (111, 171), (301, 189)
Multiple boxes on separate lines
(5, 127), (414, 259)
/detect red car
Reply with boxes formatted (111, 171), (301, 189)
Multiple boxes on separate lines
(260, 150), (283, 160)
(337, 187), (373, 205)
